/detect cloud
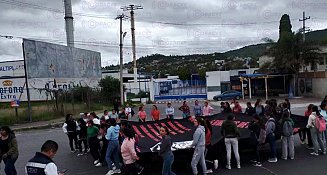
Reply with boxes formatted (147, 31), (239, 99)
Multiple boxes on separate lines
(0, 0), (327, 66)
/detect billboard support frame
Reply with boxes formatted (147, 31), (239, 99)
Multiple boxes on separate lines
(22, 43), (32, 122)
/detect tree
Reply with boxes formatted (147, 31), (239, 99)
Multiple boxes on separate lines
(266, 14), (321, 74)
(99, 76), (120, 103)
(178, 67), (191, 80)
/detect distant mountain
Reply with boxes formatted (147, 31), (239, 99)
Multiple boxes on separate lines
(102, 29), (327, 77)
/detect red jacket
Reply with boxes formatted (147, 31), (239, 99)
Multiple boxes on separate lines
(205, 129), (212, 146)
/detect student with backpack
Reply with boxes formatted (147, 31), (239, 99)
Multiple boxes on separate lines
(306, 105), (326, 156)
(280, 112), (295, 160)
(319, 103), (327, 143)
(265, 115), (277, 163)
(248, 115), (265, 167)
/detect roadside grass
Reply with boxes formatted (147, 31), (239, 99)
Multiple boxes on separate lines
(0, 102), (108, 125)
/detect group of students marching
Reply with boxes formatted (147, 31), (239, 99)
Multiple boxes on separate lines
(61, 96), (327, 175)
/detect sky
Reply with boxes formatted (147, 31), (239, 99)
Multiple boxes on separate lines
(0, 0), (327, 67)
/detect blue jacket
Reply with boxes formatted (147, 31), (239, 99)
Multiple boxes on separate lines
(106, 125), (120, 141)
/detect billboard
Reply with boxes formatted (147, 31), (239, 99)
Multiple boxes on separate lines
(23, 39), (101, 88)
(0, 77), (46, 102)
(0, 60), (25, 77)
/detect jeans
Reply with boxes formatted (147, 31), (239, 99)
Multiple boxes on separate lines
(67, 132), (78, 151)
(224, 138), (240, 166)
(191, 146), (207, 175)
(281, 135), (294, 159)
(106, 140), (121, 170)
(310, 127), (326, 153)
(3, 156), (18, 175)
(162, 153), (176, 175)
(267, 133), (276, 159)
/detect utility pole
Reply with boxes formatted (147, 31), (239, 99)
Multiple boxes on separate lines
(121, 5), (143, 84)
(299, 11), (310, 42)
(115, 14), (128, 106)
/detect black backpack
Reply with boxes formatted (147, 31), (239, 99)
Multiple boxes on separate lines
(273, 120), (282, 140)
(66, 120), (77, 132)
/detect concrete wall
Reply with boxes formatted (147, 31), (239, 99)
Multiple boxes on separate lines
(311, 78), (327, 98)
(206, 71), (230, 100)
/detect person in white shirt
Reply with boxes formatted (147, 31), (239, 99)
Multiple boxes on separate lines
(125, 104), (133, 119)
(165, 102), (175, 119)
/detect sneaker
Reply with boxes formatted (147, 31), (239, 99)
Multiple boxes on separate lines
(106, 170), (114, 175)
(95, 162), (102, 167)
(281, 157), (287, 160)
(113, 169), (121, 174)
(94, 159), (100, 165)
(77, 153), (84, 156)
(268, 158), (278, 163)
(310, 152), (319, 156)
(87, 148), (90, 152)
(237, 164), (241, 169)
(214, 160), (218, 170)
(290, 157), (294, 160)
(138, 166), (144, 175)
(250, 160), (257, 164)
(306, 146), (314, 150)
(301, 141), (306, 145)
(112, 166), (116, 171)
(71, 149), (76, 153)
(205, 169), (213, 173)
(226, 165), (231, 170)
(253, 162), (262, 167)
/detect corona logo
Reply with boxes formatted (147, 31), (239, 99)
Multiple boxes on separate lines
(2, 80), (13, 86)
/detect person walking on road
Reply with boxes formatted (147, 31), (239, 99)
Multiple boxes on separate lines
(193, 100), (202, 117)
(179, 101), (190, 119)
(137, 106), (147, 122)
(25, 140), (64, 175)
(190, 118), (212, 175)
(87, 120), (101, 166)
(203, 101), (214, 116)
(151, 105), (161, 121)
(159, 126), (176, 175)
(77, 118), (88, 156)
(121, 128), (139, 175)
(165, 103), (175, 120)
(62, 114), (79, 152)
(280, 112), (295, 160)
(266, 115), (278, 163)
(0, 126), (18, 175)
(307, 105), (326, 156)
(105, 118), (121, 175)
(221, 114), (241, 169)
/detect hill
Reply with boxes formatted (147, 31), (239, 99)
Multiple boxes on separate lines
(102, 29), (327, 78)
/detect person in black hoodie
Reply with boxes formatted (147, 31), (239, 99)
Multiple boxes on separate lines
(0, 126), (19, 175)
(62, 114), (79, 152)
(77, 118), (88, 156)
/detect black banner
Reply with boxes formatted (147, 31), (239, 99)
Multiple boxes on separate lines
(130, 113), (307, 153)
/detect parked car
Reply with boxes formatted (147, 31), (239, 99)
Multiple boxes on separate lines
(213, 90), (242, 101)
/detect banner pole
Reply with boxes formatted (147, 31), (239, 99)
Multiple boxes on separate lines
(22, 42), (32, 122)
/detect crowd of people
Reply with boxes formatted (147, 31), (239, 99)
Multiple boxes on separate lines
(55, 96), (327, 175)
(0, 96), (320, 175)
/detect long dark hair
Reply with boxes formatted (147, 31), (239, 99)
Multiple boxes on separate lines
(312, 105), (320, 115)
(122, 128), (134, 140)
(0, 126), (13, 136)
(162, 126), (170, 136)
(204, 119), (212, 134)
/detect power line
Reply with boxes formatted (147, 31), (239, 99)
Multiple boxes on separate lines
(0, 0), (115, 19)
(0, 0), (300, 27)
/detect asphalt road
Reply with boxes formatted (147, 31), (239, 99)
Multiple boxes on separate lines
(3, 104), (321, 175)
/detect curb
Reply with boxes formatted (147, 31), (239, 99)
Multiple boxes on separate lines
(12, 122), (63, 132)
(155, 99), (207, 104)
